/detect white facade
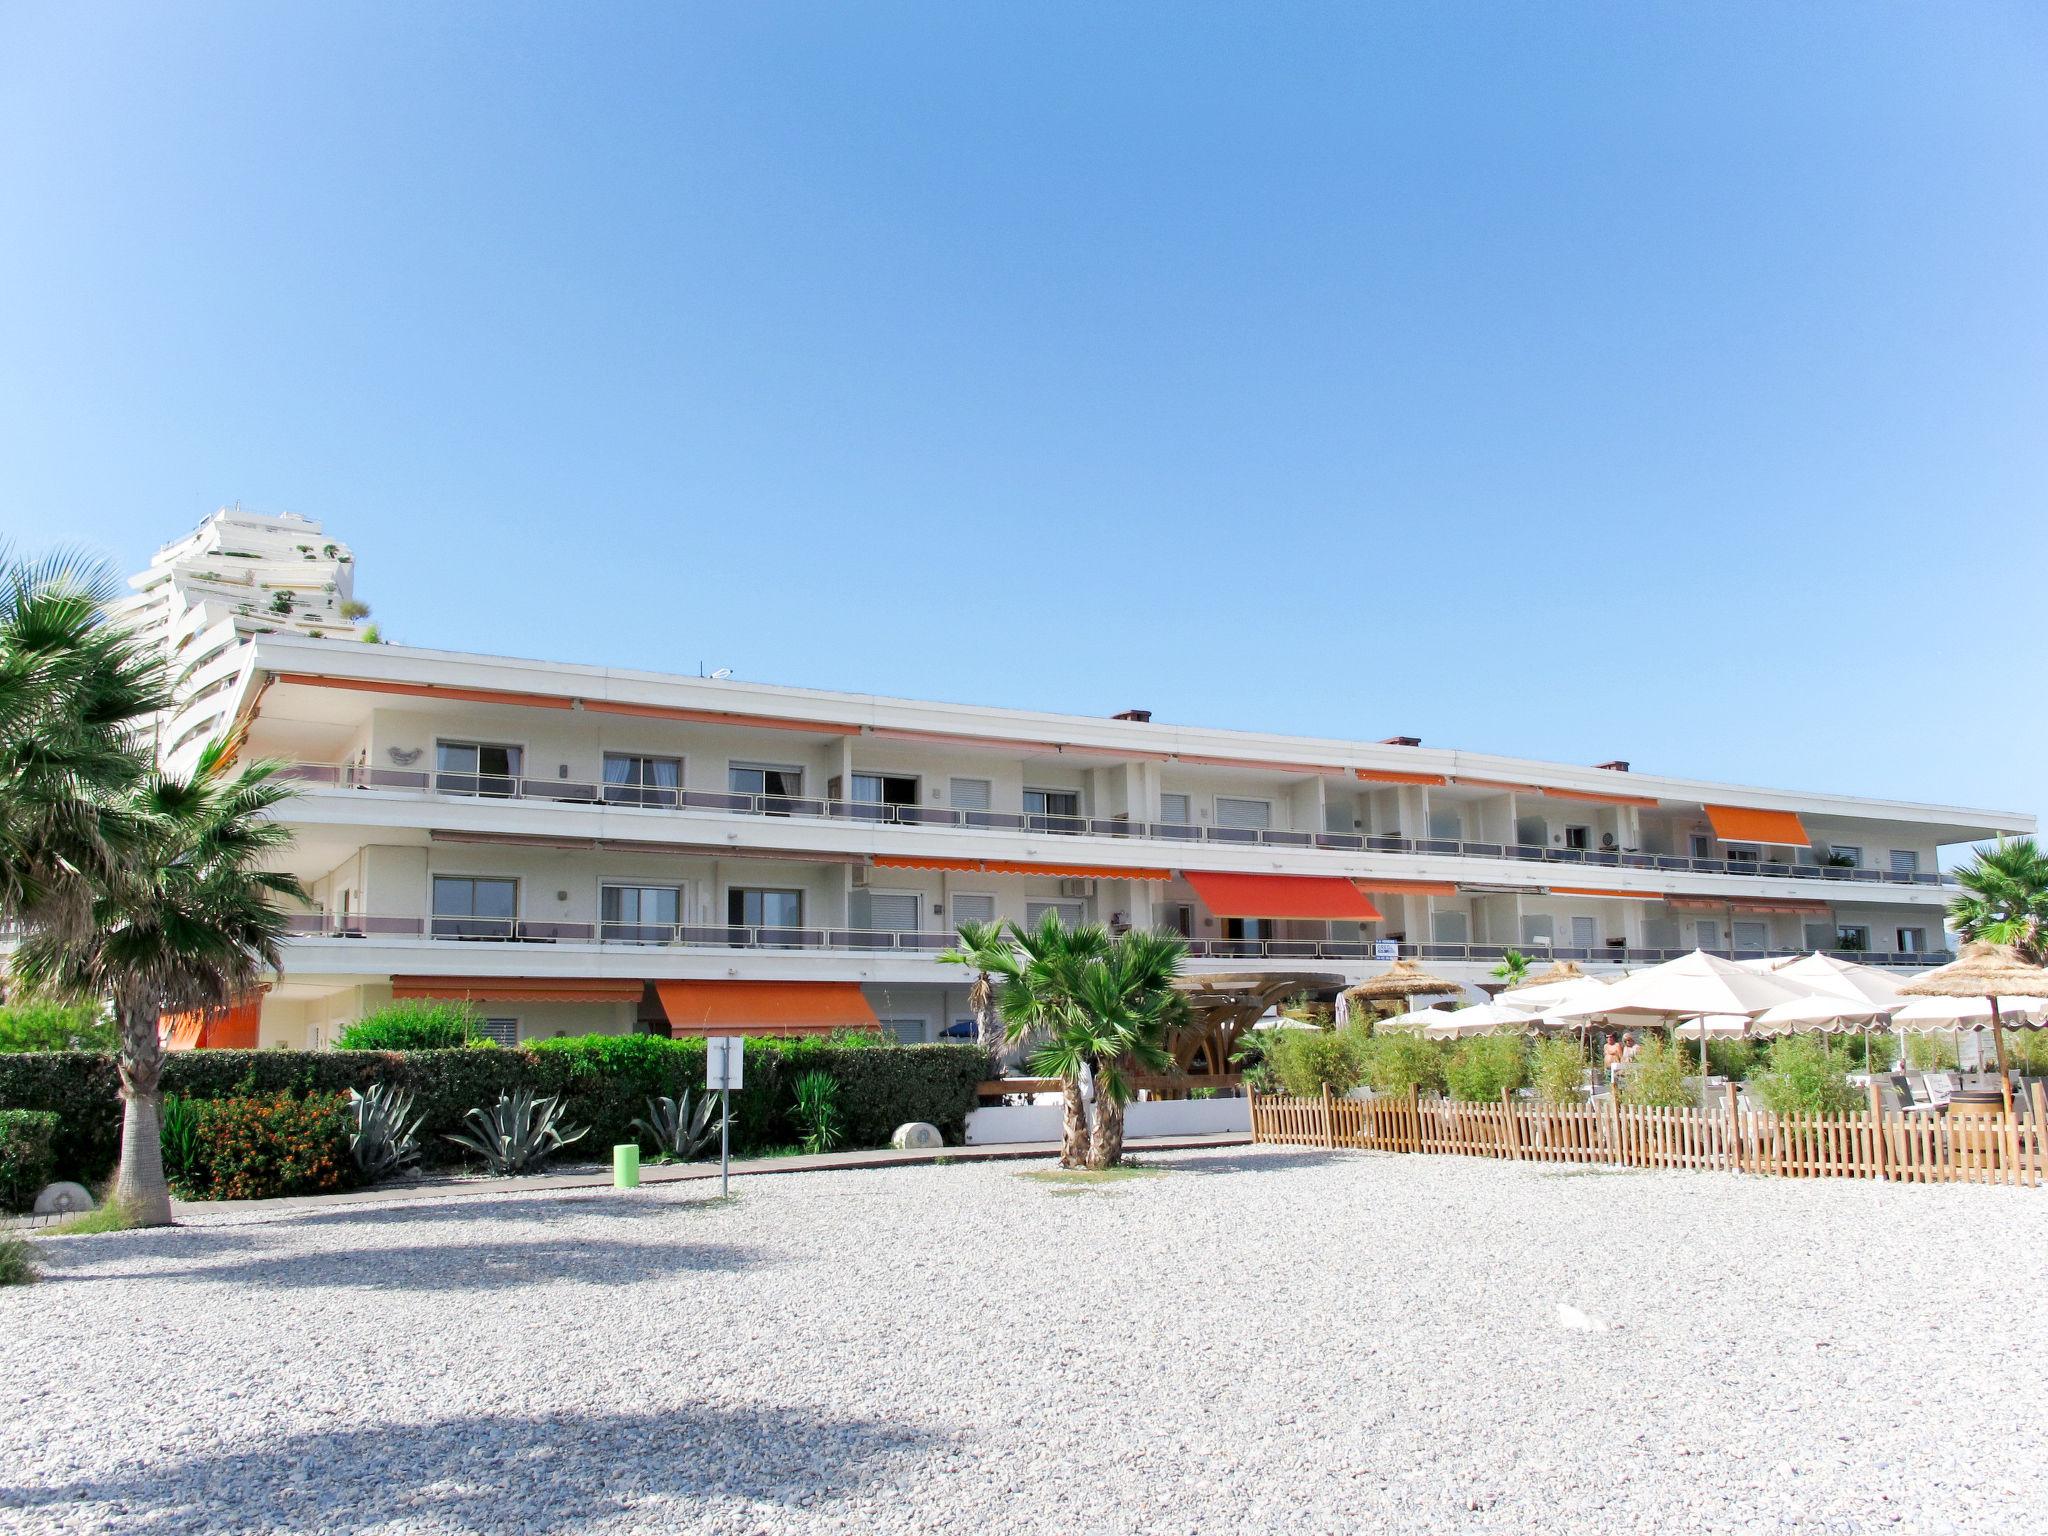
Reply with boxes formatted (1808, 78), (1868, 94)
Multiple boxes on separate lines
(199, 630), (2031, 1052)
(110, 507), (369, 767)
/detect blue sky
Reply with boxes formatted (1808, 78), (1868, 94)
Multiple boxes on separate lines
(2, 4), (2043, 819)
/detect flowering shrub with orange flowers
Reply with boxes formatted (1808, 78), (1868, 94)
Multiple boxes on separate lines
(181, 1091), (358, 1201)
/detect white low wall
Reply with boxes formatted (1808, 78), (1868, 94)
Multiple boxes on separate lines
(965, 1096), (1250, 1146)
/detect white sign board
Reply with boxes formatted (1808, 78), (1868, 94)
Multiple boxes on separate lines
(1374, 939), (1400, 962)
(707, 1035), (744, 1091)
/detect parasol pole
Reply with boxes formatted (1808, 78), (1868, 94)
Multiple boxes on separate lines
(1991, 996), (2013, 1114)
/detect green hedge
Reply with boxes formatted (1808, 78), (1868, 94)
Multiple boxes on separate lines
(0, 1040), (993, 1182)
(0, 1109), (59, 1212)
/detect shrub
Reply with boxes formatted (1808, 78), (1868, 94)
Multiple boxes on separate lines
(1905, 1033), (1959, 1071)
(1530, 1038), (1590, 1107)
(1359, 1033), (1447, 1098)
(0, 1001), (114, 1053)
(160, 1094), (203, 1188)
(0, 1231), (36, 1286)
(1704, 1039), (1760, 1082)
(1617, 1038), (1694, 1109)
(0, 1109), (59, 1212)
(792, 1071), (844, 1154)
(2006, 1031), (2048, 1075)
(1751, 1036), (1860, 1115)
(186, 1092), (357, 1201)
(348, 1083), (424, 1181)
(337, 999), (486, 1052)
(1445, 1035), (1529, 1103)
(1265, 1024), (1370, 1097)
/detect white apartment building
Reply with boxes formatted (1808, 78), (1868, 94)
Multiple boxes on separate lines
(111, 507), (369, 765)
(183, 630), (2029, 1052)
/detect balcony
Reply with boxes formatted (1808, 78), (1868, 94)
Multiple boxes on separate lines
(279, 914), (1950, 969)
(276, 763), (1953, 890)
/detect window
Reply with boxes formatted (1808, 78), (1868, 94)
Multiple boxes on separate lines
(1431, 909), (1469, 944)
(437, 741), (522, 797)
(1427, 809), (1463, 842)
(877, 1017), (926, 1045)
(1803, 922), (1834, 951)
(479, 1017), (519, 1047)
(1161, 903), (1194, 937)
(730, 763), (804, 803)
(1690, 834), (1714, 858)
(1223, 917), (1272, 942)
(1520, 915), (1554, 947)
(1024, 899), (1083, 928)
(432, 876), (517, 938)
(850, 773), (918, 808)
(1896, 927), (1927, 953)
(1726, 846), (1760, 863)
(1159, 792), (1191, 825)
(601, 884), (681, 941)
(865, 892), (920, 931)
(948, 777), (992, 813)
(1835, 925), (1870, 952)
(602, 754), (680, 806)
(1024, 788), (1081, 827)
(1215, 797), (1272, 832)
(1692, 920), (1721, 949)
(1829, 845), (1864, 869)
(1564, 826), (1591, 851)
(1889, 850), (1921, 875)
(728, 887), (803, 932)
(951, 893), (996, 928)
(1570, 916), (1597, 948)
(1732, 921), (1769, 952)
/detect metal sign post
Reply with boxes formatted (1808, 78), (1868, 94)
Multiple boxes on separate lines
(707, 1036), (744, 1198)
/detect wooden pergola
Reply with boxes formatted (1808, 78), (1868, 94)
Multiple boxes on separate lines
(1168, 972), (1347, 1076)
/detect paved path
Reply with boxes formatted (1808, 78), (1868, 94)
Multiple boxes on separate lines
(153, 1131), (1252, 1221)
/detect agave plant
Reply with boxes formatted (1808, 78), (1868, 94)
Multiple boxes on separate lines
(443, 1089), (588, 1176)
(348, 1082), (426, 1181)
(631, 1089), (725, 1163)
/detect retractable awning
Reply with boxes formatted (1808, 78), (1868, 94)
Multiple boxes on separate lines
(161, 993), (266, 1051)
(390, 977), (644, 1004)
(655, 980), (879, 1036)
(1666, 896), (1831, 916)
(1703, 806), (1810, 846)
(1184, 872), (1382, 921)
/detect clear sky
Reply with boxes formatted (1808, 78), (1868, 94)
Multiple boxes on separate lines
(2, 4), (2042, 820)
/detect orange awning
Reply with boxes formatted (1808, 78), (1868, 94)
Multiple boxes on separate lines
(1549, 887), (1649, 901)
(160, 992), (266, 1051)
(655, 981), (878, 1037)
(1454, 778), (1546, 795)
(1184, 872), (1382, 921)
(1703, 806), (1810, 847)
(871, 856), (1171, 880)
(1535, 786), (1660, 809)
(391, 976), (644, 1004)
(1355, 768), (1446, 786)
(1353, 879), (1459, 897)
(1666, 896), (1830, 915)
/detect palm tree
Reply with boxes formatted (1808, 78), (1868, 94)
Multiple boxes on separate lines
(939, 918), (1009, 1059)
(15, 744), (304, 1224)
(1948, 838), (2048, 962)
(1490, 948), (1532, 986)
(1062, 930), (1186, 1169)
(0, 545), (168, 940)
(985, 912), (1110, 1168)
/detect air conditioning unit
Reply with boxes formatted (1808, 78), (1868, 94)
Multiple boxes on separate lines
(1058, 878), (1095, 898)
(850, 866), (870, 888)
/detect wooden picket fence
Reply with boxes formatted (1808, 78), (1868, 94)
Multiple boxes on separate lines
(1247, 1082), (2048, 1188)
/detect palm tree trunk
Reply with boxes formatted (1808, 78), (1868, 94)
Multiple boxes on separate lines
(972, 974), (1003, 1059)
(1059, 1075), (1091, 1168)
(1088, 1087), (1127, 1169)
(112, 1001), (174, 1226)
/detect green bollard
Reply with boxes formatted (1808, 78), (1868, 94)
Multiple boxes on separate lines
(613, 1143), (641, 1189)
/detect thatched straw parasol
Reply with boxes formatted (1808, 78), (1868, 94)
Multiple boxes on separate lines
(1344, 958), (1463, 1016)
(1505, 959), (1586, 993)
(1897, 941), (2048, 1111)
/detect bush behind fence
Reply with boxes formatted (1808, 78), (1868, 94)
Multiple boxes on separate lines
(0, 1039), (993, 1184)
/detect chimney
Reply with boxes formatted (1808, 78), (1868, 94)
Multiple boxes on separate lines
(1379, 735), (1421, 747)
(1112, 708), (1152, 723)
(1594, 759), (1630, 772)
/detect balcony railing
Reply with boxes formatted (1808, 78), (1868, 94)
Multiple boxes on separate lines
(277, 763), (1954, 889)
(279, 914), (1950, 969)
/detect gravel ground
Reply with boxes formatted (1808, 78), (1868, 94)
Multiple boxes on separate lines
(5, 1146), (2046, 1535)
